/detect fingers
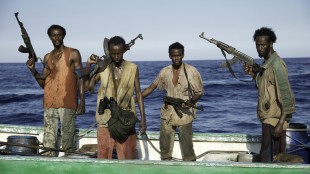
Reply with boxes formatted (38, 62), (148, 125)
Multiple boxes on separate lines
(244, 65), (253, 75)
(181, 100), (191, 109)
(76, 108), (85, 115)
(272, 132), (280, 138)
(88, 54), (99, 63)
(139, 122), (147, 135)
(26, 58), (35, 69)
(272, 128), (282, 138)
(26, 58), (34, 65)
(139, 128), (146, 135)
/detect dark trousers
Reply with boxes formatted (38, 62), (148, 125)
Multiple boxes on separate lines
(159, 119), (196, 161)
(260, 123), (286, 162)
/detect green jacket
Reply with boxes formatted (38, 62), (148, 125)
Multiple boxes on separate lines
(255, 52), (295, 120)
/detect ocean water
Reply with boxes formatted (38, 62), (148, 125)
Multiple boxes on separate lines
(0, 58), (309, 135)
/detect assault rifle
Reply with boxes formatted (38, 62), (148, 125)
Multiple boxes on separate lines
(91, 34), (144, 75)
(199, 32), (262, 75)
(86, 34), (143, 92)
(15, 12), (38, 63)
(163, 96), (204, 118)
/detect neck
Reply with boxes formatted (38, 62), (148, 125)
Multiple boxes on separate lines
(113, 59), (123, 68)
(172, 64), (182, 70)
(264, 50), (275, 61)
(53, 44), (64, 51)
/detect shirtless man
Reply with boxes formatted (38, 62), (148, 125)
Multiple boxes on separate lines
(26, 24), (85, 156)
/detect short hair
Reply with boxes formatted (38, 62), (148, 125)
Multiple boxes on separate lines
(169, 42), (184, 55)
(108, 36), (126, 50)
(253, 27), (277, 43)
(47, 25), (66, 37)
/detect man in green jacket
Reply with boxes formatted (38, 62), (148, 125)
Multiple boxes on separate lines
(245, 27), (296, 162)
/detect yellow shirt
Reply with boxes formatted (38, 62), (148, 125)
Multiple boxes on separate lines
(154, 63), (203, 126)
(95, 60), (137, 127)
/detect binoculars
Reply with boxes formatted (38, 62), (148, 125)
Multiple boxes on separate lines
(98, 97), (116, 114)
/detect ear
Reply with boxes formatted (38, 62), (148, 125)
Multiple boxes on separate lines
(270, 42), (273, 48)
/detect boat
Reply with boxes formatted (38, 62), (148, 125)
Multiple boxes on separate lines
(0, 123), (309, 174)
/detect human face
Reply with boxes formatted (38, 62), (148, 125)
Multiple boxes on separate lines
(49, 29), (64, 48)
(255, 36), (273, 60)
(109, 44), (125, 64)
(169, 49), (184, 68)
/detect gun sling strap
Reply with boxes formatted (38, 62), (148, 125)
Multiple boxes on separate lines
(183, 63), (194, 100)
(220, 49), (252, 83)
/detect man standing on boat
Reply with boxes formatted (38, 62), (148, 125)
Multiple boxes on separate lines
(141, 42), (203, 161)
(245, 27), (296, 162)
(26, 25), (85, 156)
(84, 36), (146, 159)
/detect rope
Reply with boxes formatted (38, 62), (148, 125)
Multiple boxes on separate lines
(77, 123), (97, 140)
(142, 132), (246, 161)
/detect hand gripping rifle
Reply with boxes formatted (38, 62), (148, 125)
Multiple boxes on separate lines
(163, 96), (204, 118)
(15, 12), (39, 63)
(199, 32), (263, 80)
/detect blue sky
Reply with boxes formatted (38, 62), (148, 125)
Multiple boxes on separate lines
(0, 0), (309, 62)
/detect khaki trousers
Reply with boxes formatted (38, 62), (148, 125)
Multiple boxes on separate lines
(160, 119), (196, 161)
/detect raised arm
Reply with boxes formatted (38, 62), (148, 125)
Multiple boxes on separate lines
(83, 54), (100, 92)
(25, 54), (50, 89)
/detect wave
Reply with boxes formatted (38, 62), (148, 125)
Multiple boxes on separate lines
(0, 93), (43, 104)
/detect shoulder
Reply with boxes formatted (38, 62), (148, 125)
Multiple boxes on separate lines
(65, 47), (81, 62)
(66, 47), (80, 55)
(272, 55), (287, 70)
(158, 65), (171, 74)
(184, 63), (200, 75)
(124, 60), (137, 69)
(44, 53), (50, 59)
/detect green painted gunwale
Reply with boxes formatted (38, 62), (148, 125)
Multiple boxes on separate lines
(1, 124), (309, 174)
(0, 155), (310, 174)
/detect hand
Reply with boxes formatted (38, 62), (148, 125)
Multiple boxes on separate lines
(181, 99), (192, 109)
(76, 103), (85, 115)
(139, 120), (147, 135)
(244, 63), (254, 76)
(273, 123), (283, 138)
(26, 58), (35, 70)
(87, 54), (99, 66)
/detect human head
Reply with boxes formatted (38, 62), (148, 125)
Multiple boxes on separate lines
(47, 25), (66, 37)
(253, 27), (276, 59)
(169, 42), (184, 55)
(108, 36), (126, 65)
(169, 42), (184, 69)
(253, 27), (277, 43)
(108, 36), (126, 51)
